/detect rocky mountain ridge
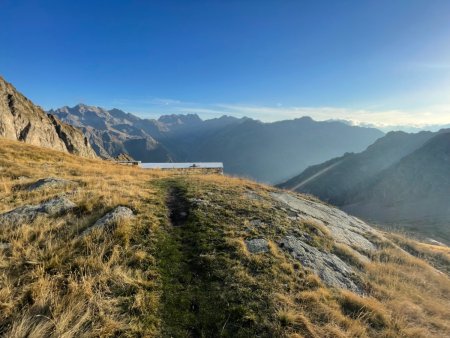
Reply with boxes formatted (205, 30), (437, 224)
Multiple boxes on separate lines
(0, 76), (96, 158)
(49, 104), (172, 160)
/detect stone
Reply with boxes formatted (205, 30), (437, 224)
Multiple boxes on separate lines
(279, 235), (361, 293)
(244, 190), (262, 201)
(82, 206), (134, 235)
(37, 197), (76, 215)
(249, 219), (263, 227)
(246, 238), (269, 253)
(26, 177), (75, 191)
(189, 198), (209, 206)
(0, 196), (76, 226)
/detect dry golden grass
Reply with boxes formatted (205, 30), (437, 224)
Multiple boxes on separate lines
(386, 232), (450, 276)
(0, 139), (168, 336)
(1, 138), (450, 337)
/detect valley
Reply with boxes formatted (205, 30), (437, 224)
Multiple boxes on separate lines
(50, 103), (383, 184)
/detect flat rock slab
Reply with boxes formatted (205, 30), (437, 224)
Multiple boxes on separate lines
(246, 238), (269, 253)
(0, 196), (76, 226)
(279, 235), (361, 293)
(271, 191), (377, 253)
(82, 206), (134, 235)
(26, 177), (75, 191)
(243, 190), (263, 201)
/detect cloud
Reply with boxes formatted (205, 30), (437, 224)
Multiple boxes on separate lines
(111, 97), (450, 129)
(111, 97), (183, 107)
(194, 103), (450, 128)
(148, 98), (182, 105)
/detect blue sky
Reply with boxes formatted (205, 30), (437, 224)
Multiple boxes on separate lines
(1, 0), (450, 127)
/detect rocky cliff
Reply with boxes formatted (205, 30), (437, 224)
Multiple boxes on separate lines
(50, 104), (172, 160)
(0, 76), (96, 158)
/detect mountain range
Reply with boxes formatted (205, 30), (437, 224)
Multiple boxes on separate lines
(1, 74), (384, 183)
(50, 104), (384, 183)
(280, 129), (450, 243)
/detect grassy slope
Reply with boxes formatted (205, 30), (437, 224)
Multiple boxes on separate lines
(0, 138), (450, 337)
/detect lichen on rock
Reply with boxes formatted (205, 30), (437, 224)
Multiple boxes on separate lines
(82, 206), (135, 235)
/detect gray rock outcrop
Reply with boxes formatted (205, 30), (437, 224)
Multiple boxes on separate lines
(0, 196), (76, 225)
(279, 235), (361, 293)
(271, 191), (377, 254)
(246, 238), (269, 253)
(82, 206), (134, 235)
(26, 177), (75, 191)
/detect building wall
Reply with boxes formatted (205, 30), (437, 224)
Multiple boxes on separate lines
(158, 167), (223, 175)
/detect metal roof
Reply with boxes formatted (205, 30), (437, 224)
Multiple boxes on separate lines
(140, 162), (223, 169)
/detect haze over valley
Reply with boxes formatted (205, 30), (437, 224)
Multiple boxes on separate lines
(49, 103), (384, 183)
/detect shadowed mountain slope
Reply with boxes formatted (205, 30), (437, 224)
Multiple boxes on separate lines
(281, 130), (450, 242)
(343, 132), (450, 242)
(168, 117), (384, 183)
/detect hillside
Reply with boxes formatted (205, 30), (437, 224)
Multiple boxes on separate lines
(281, 130), (450, 242)
(0, 77), (96, 158)
(162, 117), (384, 183)
(279, 130), (438, 203)
(1, 138), (449, 337)
(344, 132), (450, 242)
(51, 105), (384, 183)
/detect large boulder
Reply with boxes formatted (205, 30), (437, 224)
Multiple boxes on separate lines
(82, 206), (134, 235)
(25, 177), (75, 191)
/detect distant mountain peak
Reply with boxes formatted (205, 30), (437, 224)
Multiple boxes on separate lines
(158, 113), (202, 125)
(297, 116), (314, 121)
(72, 103), (107, 114)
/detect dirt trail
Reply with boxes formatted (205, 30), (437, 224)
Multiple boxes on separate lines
(157, 180), (249, 337)
(167, 186), (190, 227)
(158, 181), (217, 337)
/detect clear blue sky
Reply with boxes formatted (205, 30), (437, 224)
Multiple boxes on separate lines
(1, 0), (450, 126)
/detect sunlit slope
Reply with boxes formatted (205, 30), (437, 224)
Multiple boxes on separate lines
(0, 138), (449, 337)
